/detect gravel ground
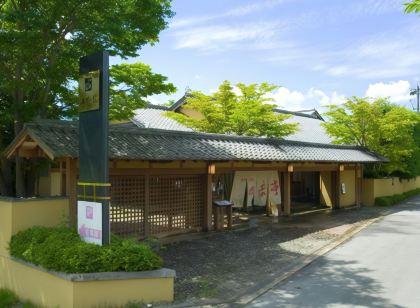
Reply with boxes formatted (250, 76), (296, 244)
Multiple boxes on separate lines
(157, 206), (384, 307)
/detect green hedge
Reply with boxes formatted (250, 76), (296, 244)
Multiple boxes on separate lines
(9, 226), (162, 274)
(374, 188), (420, 206)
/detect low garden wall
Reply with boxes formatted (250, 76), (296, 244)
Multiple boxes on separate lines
(362, 176), (420, 206)
(0, 197), (175, 307)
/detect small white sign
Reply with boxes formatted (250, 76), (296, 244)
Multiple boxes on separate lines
(78, 201), (102, 246)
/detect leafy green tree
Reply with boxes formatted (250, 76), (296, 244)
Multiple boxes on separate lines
(110, 63), (176, 120)
(166, 80), (298, 138)
(0, 0), (174, 196)
(405, 0), (420, 14)
(404, 122), (420, 178)
(322, 97), (420, 177)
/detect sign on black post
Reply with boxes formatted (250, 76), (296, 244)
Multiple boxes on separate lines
(77, 51), (110, 246)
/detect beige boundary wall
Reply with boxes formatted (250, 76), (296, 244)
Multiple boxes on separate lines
(0, 197), (175, 307)
(362, 176), (420, 206)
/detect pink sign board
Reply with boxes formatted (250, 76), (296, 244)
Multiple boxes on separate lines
(77, 201), (102, 245)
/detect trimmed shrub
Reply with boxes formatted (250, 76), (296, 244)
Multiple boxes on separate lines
(0, 289), (19, 308)
(374, 188), (420, 206)
(9, 226), (162, 274)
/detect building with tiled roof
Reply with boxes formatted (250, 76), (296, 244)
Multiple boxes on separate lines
(4, 96), (387, 238)
(132, 101), (333, 144)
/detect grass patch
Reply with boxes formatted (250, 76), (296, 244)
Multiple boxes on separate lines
(9, 226), (162, 274)
(0, 288), (39, 308)
(195, 276), (219, 298)
(375, 188), (420, 206)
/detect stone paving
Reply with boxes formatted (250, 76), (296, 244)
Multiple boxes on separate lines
(156, 206), (387, 307)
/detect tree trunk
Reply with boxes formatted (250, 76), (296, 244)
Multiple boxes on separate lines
(0, 157), (13, 196)
(15, 157), (26, 197)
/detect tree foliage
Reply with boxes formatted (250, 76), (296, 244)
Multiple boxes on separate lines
(405, 0), (420, 14)
(0, 0), (175, 196)
(109, 63), (176, 120)
(322, 97), (420, 177)
(166, 81), (298, 138)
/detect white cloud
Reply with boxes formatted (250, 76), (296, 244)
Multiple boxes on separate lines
(170, 0), (290, 29)
(266, 87), (345, 110)
(265, 87), (305, 110)
(365, 80), (411, 102)
(173, 22), (280, 52)
(307, 88), (346, 106)
(309, 23), (420, 80)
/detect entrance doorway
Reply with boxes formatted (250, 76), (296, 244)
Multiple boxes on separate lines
(290, 171), (325, 213)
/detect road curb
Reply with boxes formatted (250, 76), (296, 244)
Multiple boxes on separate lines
(232, 215), (384, 306)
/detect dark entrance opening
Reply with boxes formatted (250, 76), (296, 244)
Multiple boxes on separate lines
(291, 171), (326, 213)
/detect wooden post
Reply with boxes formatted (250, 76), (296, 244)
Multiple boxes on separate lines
(66, 158), (78, 226)
(332, 166), (341, 209)
(278, 171), (283, 216)
(355, 164), (362, 207)
(203, 173), (213, 231)
(282, 172), (291, 216)
(144, 174), (150, 237)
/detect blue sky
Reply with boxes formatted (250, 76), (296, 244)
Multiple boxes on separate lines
(111, 0), (420, 111)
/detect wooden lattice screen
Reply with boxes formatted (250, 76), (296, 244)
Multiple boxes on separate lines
(110, 174), (204, 238)
(149, 175), (204, 235)
(110, 175), (146, 237)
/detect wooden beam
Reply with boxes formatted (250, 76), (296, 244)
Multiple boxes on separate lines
(278, 171), (283, 216)
(217, 166), (288, 173)
(281, 172), (291, 216)
(109, 168), (207, 175)
(293, 164), (339, 172)
(203, 172), (213, 231)
(355, 164), (362, 207)
(144, 174), (150, 237)
(17, 147), (38, 158)
(331, 168), (341, 209)
(21, 141), (37, 149)
(5, 133), (29, 159)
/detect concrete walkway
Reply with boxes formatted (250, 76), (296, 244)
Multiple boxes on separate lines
(157, 205), (388, 307)
(247, 197), (420, 308)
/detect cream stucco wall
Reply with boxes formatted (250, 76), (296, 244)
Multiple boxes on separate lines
(0, 198), (69, 257)
(0, 257), (74, 308)
(0, 197), (174, 307)
(0, 257), (174, 308)
(362, 176), (420, 206)
(73, 277), (174, 307)
(320, 171), (332, 207)
(0, 200), (12, 257)
(339, 170), (356, 208)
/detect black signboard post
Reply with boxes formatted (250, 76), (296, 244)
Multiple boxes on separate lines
(78, 51), (110, 245)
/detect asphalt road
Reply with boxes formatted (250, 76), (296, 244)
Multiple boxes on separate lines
(247, 201), (420, 308)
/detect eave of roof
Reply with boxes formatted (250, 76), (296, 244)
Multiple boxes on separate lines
(4, 120), (388, 164)
(167, 94), (188, 111)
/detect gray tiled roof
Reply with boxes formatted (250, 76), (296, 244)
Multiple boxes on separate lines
(133, 106), (333, 144)
(283, 115), (333, 144)
(132, 107), (193, 132)
(16, 120), (386, 163)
